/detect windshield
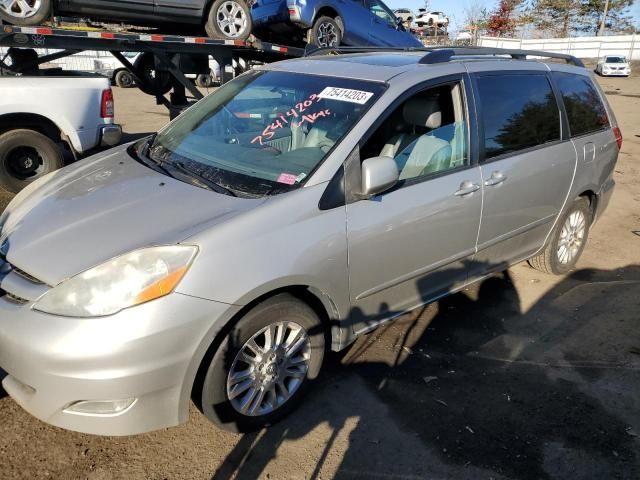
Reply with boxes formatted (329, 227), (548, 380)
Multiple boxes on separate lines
(605, 56), (625, 63)
(146, 70), (385, 196)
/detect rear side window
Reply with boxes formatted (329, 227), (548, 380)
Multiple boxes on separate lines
(475, 74), (561, 160)
(552, 72), (609, 137)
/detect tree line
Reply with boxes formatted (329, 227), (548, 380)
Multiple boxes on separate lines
(464, 0), (636, 38)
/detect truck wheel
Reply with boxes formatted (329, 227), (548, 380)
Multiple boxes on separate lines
(0, 129), (63, 193)
(196, 73), (214, 88)
(205, 0), (252, 41)
(0, 0), (52, 26)
(133, 53), (172, 96)
(528, 197), (592, 275)
(115, 69), (135, 88)
(195, 294), (325, 433)
(309, 16), (342, 48)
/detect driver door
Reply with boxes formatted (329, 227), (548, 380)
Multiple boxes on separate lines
(345, 77), (483, 334)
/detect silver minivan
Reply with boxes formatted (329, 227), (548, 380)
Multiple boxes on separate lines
(0, 48), (621, 435)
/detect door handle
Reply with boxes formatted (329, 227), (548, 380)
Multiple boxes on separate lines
(484, 171), (507, 187)
(455, 181), (480, 197)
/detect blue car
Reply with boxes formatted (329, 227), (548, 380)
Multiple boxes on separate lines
(251, 0), (422, 47)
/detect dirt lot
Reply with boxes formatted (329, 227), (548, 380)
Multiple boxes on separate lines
(0, 74), (639, 480)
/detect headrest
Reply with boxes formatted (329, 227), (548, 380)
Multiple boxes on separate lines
(402, 97), (442, 129)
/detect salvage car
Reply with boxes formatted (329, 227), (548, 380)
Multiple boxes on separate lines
(0, 48), (620, 435)
(0, 0), (268, 40)
(288, 0), (422, 47)
(595, 55), (631, 77)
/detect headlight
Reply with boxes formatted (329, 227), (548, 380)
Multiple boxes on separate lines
(34, 245), (198, 317)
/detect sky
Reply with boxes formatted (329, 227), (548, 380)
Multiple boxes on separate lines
(384, 0), (640, 34)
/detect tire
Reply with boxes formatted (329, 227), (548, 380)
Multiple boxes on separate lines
(114, 69), (135, 88)
(309, 16), (342, 48)
(528, 197), (592, 275)
(196, 294), (325, 433)
(133, 52), (172, 96)
(0, 0), (51, 26)
(195, 73), (214, 88)
(205, 0), (252, 41)
(0, 129), (64, 194)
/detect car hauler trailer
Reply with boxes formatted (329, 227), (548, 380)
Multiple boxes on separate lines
(0, 20), (304, 117)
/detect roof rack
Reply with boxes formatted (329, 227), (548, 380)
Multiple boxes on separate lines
(305, 45), (585, 68)
(419, 47), (585, 67)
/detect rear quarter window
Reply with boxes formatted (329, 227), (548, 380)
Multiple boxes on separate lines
(551, 72), (609, 137)
(475, 73), (561, 160)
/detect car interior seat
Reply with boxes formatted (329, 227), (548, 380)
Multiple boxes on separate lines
(381, 96), (452, 180)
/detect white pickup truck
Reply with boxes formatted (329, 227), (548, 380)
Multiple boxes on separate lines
(0, 51), (122, 193)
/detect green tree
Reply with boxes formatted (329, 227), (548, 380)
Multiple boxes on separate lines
(526, 0), (635, 36)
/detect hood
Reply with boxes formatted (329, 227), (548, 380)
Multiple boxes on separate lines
(0, 145), (264, 286)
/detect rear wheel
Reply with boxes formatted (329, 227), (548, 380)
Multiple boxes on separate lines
(205, 0), (252, 41)
(0, 0), (51, 26)
(528, 197), (591, 275)
(309, 16), (342, 48)
(0, 129), (63, 193)
(196, 294), (325, 432)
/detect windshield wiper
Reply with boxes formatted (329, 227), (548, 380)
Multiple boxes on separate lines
(168, 161), (237, 197)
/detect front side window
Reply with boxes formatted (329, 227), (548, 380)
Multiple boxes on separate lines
(552, 72), (609, 137)
(476, 74), (561, 160)
(145, 71), (385, 196)
(361, 82), (468, 184)
(367, 0), (397, 25)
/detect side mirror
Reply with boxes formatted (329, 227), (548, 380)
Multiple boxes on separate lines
(361, 156), (399, 197)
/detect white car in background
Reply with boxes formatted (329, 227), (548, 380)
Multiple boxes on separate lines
(596, 56), (631, 77)
(415, 10), (449, 27)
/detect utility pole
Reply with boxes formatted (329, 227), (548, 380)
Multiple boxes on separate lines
(598, 0), (610, 36)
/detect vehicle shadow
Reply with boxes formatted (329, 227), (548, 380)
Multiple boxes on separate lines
(209, 263), (640, 480)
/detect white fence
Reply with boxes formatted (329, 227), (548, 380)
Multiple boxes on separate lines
(478, 35), (640, 60)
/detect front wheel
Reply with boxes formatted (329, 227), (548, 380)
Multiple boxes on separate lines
(0, 129), (64, 193)
(205, 0), (252, 40)
(529, 197), (592, 275)
(309, 16), (342, 48)
(196, 294), (325, 432)
(0, 0), (51, 26)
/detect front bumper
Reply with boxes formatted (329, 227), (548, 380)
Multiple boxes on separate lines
(100, 124), (123, 147)
(0, 292), (238, 436)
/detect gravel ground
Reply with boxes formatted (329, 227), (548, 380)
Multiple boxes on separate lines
(0, 74), (639, 480)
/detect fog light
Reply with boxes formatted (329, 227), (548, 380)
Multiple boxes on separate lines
(64, 398), (137, 416)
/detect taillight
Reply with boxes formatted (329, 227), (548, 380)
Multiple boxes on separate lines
(101, 89), (114, 119)
(613, 126), (623, 150)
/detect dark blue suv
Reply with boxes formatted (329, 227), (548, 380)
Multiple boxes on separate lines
(285, 0), (422, 47)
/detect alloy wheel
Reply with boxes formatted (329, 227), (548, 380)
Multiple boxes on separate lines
(0, 0), (42, 18)
(216, 1), (247, 39)
(226, 321), (311, 416)
(317, 22), (338, 47)
(557, 210), (586, 265)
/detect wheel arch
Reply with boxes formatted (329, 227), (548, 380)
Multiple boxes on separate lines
(0, 112), (62, 142)
(577, 189), (598, 221)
